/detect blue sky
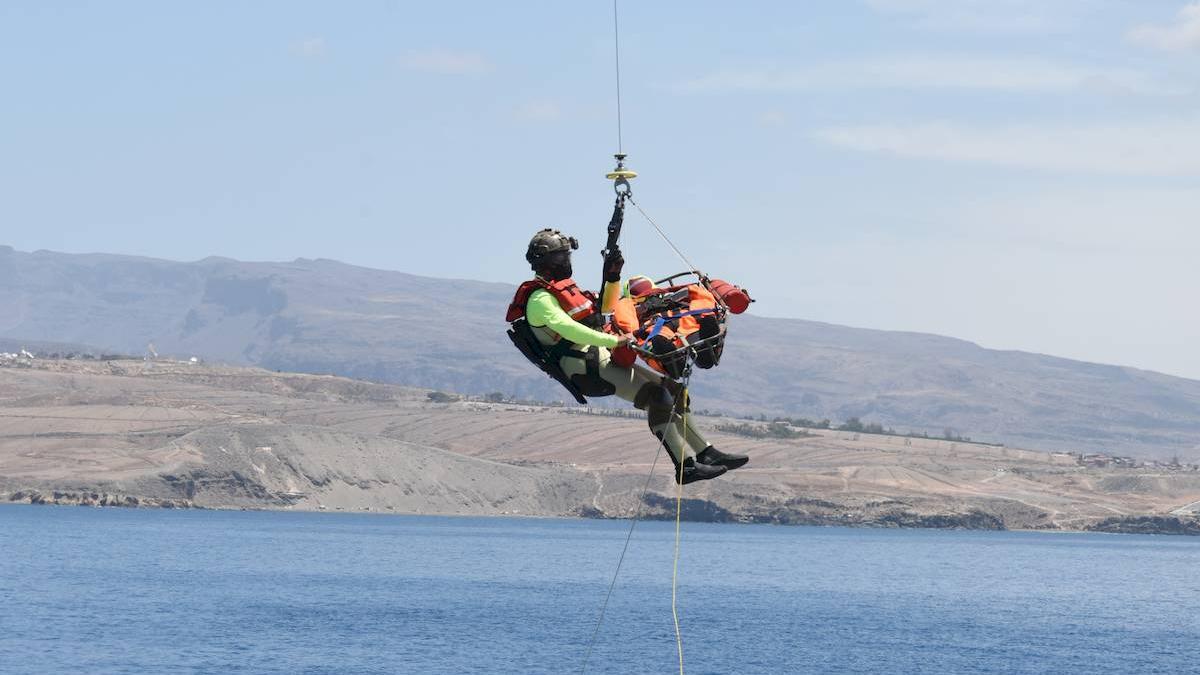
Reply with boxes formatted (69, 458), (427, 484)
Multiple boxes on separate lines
(2, 1), (1199, 378)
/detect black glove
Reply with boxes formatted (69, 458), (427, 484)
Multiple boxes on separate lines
(603, 248), (625, 283)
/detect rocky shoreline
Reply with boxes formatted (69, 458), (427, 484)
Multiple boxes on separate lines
(8, 490), (196, 510)
(9, 488), (1200, 536)
(5, 359), (1200, 538)
(1085, 515), (1200, 536)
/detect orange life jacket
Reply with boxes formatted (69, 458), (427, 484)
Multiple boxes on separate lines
(674, 284), (718, 337)
(608, 283), (722, 375)
(506, 277), (598, 324)
(610, 295), (641, 334)
(621, 283), (718, 340)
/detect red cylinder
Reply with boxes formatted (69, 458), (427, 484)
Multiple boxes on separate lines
(709, 279), (752, 314)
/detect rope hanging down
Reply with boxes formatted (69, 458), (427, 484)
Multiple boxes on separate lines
(670, 378), (691, 675)
(581, 3), (708, 674)
(579, 370), (694, 675)
(579, 432), (665, 675)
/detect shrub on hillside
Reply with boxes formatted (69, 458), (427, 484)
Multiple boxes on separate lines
(715, 421), (810, 440)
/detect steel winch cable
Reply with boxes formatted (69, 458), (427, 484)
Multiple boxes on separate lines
(612, 0), (624, 155)
(628, 196), (702, 281)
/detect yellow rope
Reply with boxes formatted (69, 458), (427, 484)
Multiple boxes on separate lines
(580, 377), (691, 675)
(671, 388), (688, 675)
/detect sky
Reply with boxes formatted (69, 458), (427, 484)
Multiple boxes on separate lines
(2, 1), (1199, 378)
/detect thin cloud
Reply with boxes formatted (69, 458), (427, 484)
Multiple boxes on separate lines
(514, 100), (562, 122)
(293, 37), (326, 58)
(814, 120), (1200, 176)
(758, 109), (787, 127)
(1128, 2), (1200, 52)
(676, 57), (1183, 96)
(949, 186), (1200, 255)
(863, 0), (1089, 34)
(400, 49), (494, 75)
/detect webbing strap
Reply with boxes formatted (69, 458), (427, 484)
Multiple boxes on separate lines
(547, 339), (588, 363)
(645, 308), (719, 341)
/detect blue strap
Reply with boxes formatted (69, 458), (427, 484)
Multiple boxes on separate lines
(644, 308), (717, 341)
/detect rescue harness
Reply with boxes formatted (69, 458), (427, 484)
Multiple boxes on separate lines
(505, 277), (615, 404)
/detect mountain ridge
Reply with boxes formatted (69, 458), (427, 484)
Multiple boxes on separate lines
(2, 245), (1197, 459)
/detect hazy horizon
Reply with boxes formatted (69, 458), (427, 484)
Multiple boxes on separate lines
(6, 241), (1200, 387)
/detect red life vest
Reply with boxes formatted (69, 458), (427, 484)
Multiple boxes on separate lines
(506, 277), (598, 323)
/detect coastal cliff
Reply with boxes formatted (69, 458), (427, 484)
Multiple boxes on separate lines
(3, 358), (1199, 534)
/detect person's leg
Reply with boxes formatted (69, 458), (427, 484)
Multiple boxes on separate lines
(683, 414), (709, 455)
(673, 384), (749, 470)
(561, 352), (689, 461)
(687, 315), (724, 369)
(560, 349), (725, 482)
(630, 374), (690, 468)
(647, 327), (687, 379)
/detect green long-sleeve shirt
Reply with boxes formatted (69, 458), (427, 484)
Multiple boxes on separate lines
(526, 288), (619, 348)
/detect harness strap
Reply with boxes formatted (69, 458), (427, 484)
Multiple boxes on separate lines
(646, 308), (720, 341)
(584, 346), (603, 384)
(547, 338), (589, 363)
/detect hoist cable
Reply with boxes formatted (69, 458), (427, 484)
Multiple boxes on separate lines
(581, 3), (695, 674)
(613, 0), (624, 154)
(628, 196), (702, 276)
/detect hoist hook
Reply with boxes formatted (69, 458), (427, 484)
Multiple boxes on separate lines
(606, 152), (637, 199)
(600, 153), (635, 290)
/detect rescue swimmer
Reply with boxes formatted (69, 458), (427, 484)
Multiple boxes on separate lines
(506, 228), (749, 484)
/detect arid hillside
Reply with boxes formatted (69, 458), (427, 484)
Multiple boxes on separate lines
(3, 246), (1200, 459)
(3, 357), (1198, 533)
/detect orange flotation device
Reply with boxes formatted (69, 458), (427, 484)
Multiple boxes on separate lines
(609, 275), (752, 377)
(506, 277), (598, 324)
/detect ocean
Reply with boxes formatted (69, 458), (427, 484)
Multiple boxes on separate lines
(2, 504), (1198, 674)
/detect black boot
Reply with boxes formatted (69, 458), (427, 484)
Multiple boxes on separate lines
(650, 335), (687, 379)
(696, 445), (749, 470)
(669, 455), (727, 485)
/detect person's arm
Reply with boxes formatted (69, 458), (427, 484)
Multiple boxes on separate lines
(600, 280), (623, 313)
(527, 289), (620, 348)
(600, 246), (624, 313)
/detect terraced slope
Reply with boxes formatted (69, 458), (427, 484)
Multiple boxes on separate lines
(3, 358), (1198, 531)
(3, 246), (1199, 458)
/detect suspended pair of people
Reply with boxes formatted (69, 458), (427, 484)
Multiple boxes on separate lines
(506, 227), (751, 484)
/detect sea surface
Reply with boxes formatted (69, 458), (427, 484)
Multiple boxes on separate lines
(1, 505), (1198, 674)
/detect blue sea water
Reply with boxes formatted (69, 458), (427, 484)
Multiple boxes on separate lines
(1, 505), (1198, 674)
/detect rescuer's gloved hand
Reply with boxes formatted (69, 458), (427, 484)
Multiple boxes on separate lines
(603, 248), (625, 282)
